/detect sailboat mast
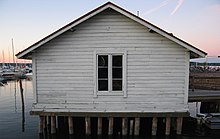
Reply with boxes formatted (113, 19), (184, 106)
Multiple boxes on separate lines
(2, 50), (5, 67)
(11, 38), (16, 69)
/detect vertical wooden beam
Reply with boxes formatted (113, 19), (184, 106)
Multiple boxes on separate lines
(165, 117), (171, 136)
(129, 120), (134, 135)
(122, 117), (128, 136)
(42, 116), (46, 130)
(46, 116), (50, 133)
(39, 116), (44, 134)
(176, 117), (183, 135)
(97, 117), (102, 135)
(56, 116), (58, 129)
(152, 117), (157, 136)
(134, 117), (140, 136)
(108, 117), (113, 135)
(85, 117), (91, 135)
(68, 116), (74, 135)
(51, 116), (56, 134)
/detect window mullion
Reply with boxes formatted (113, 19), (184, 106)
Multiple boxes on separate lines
(108, 55), (112, 93)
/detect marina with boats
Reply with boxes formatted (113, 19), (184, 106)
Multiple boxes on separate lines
(0, 63), (32, 84)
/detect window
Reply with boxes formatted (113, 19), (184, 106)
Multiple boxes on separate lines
(98, 55), (108, 91)
(94, 51), (127, 97)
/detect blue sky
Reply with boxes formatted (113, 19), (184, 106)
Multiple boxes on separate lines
(0, 0), (220, 62)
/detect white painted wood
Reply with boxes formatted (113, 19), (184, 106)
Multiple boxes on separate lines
(16, 2), (206, 60)
(30, 8), (192, 114)
(108, 4), (206, 57)
(32, 53), (37, 103)
(93, 50), (98, 98)
(184, 52), (190, 106)
(123, 51), (127, 98)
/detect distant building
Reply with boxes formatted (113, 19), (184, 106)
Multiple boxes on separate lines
(16, 2), (206, 135)
(190, 56), (220, 67)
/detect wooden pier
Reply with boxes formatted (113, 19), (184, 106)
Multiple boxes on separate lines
(188, 89), (220, 102)
(37, 115), (185, 136)
(189, 74), (220, 102)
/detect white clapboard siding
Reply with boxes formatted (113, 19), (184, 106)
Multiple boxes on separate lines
(34, 9), (188, 113)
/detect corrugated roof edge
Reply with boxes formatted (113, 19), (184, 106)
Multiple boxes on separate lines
(16, 2), (207, 59)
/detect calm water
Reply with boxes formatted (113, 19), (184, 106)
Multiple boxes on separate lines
(0, 80), (219, 139)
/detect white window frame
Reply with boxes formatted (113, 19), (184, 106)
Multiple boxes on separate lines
(94, 50), (127, 98)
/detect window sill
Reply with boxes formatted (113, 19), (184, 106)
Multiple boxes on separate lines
(96, 91), (124, 96)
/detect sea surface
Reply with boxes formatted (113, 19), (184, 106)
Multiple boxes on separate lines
(0, 80), (219, 139)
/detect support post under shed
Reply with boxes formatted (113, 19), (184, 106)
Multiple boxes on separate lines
(39, 116), (44, 134)
(97, 117), (102, 135)
(68, 116), (74, 135)
(152, 117), (157, 136)
(176, 117), (183, 135)
(108, 117), (113, 135)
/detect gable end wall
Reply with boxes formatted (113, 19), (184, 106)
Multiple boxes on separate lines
(33, 9), (189, 113)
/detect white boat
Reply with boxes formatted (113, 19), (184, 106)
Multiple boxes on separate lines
(25, 72), (32, 80)
(0, 71), (16, 80)
(0, 69), (25, 81)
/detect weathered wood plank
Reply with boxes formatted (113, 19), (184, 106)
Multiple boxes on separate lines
(68, 116), (74, 134)
(34, 7), (188, 115)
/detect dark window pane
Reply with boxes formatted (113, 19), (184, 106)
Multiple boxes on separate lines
(98, 55), (108, 91)
(113, 80), (122, 91)
(98, 55), (108, 66)
(98, 80), (108, 91)
(112, 55), (123, 91)
(113, 55), (122, 67)
(112, 68), (122, 78)
(98, 68), (108, 78)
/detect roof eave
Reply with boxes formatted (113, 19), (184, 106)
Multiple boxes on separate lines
(16, 2), (207, 59)
(16, 2), (113, 59)
(108, 4), (207, 58)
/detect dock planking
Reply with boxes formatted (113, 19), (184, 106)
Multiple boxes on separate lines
(188, 89), (220, 102)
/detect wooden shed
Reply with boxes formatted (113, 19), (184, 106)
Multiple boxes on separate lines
(16, 2), (206, 136)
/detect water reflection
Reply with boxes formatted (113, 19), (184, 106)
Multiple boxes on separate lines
(18, 80), (25, 132)
(14, 81), (17, 113)
(0, 80), (38, 139)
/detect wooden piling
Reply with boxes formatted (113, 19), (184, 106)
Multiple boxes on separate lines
(108, 117), (113, 135)
(165, 117), (171, 136)
(39, 116), (44, 134)
(152, 117), (157, 136)
(176, 117), (183, 135)
(56, 116), (58, 129)
(46, 116), (50, 133)
(51, 116), (56, 134)
(68, 116), (74, 135)
(122, 117), (128, 136)
(129, 120), (134, 135)
(85, 117), (91, 135)
(43, 116), (46, 129)
(19, 80), (25, 132)
(134, 117), (140, 136)
(97, 117), (102, 135)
